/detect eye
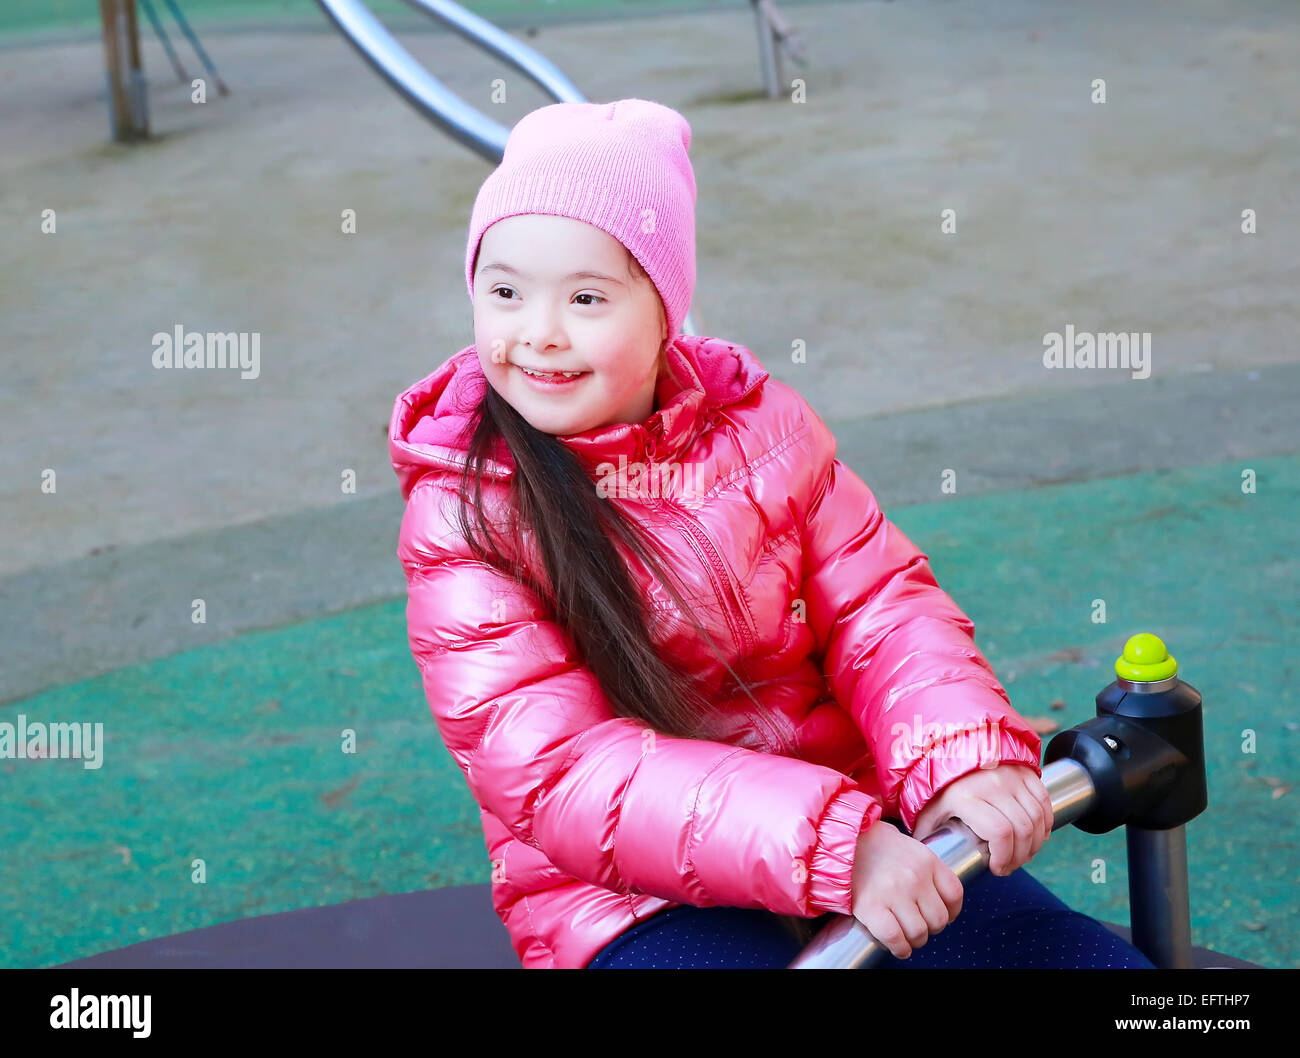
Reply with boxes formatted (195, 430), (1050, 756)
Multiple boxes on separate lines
(574, 293), (605, 306)
(490, 286), (517, 301)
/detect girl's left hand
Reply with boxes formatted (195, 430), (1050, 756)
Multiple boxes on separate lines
(908, 763), (1054, 876)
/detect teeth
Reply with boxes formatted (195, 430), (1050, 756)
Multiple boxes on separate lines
(522, 367), (584, 378)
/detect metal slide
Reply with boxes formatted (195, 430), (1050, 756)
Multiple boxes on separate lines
(313, 0), (698, 335)
(314, 0), (582, 163)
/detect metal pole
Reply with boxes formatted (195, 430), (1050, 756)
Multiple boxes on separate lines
(139, 0), (190, 84)
(751, 1), (778, 98)
(315, 0), (581, 163)
(314, 0), (698, 334)
(790, 758), (1097, 968)
(100, 0), (149, 141)
(160, 0), (229, 96)
(1127, 825), (1194, 969)
(126, 0), (150, 132)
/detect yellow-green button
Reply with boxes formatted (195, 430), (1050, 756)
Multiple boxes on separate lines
(1115, 633), (1178, 682)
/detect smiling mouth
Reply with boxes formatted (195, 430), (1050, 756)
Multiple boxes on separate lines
(516, 366), (588, 379)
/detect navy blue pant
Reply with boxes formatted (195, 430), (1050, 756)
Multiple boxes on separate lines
(587, 866), (1158, 969)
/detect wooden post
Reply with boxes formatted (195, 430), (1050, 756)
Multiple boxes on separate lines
(99, 0), (149, 141)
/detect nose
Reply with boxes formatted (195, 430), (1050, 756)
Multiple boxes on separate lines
(518, 301), (566, 353)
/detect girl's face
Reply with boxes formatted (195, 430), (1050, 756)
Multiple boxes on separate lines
(472, 214), (668, 437)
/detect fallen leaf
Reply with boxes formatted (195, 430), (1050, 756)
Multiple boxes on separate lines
(321, 776), (361, 807)
(1241, 922), (1268, 932)
(113, 845), (132, 866)
(338, 668), (358, 678)
(1024, 716), (1060, 734)
(1261, 776), (1283, 786)
(1285, 722), (1300, 731)
(1271, 786), (1291, 799)
(1049, 699), (1066, 711)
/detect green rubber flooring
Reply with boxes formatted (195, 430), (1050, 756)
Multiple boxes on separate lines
(2, 452), (1295, 969)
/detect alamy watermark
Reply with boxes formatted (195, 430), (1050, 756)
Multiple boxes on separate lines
(151, 324), (260, 379)
(595, 455), (705, 501)
(50, 989), (150, 1037)
(0, 714), (103, 769)
(889, 714), (1006, 766)
(1043, 325), (1150, 380)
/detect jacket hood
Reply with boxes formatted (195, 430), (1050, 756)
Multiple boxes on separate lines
(389, 334), (770, 501)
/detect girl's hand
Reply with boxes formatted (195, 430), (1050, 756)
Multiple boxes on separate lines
(850, 821), (964, 960)
(908, 763), (1053, 876)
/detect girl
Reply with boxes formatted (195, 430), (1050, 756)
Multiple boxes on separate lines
(388, 98), (1156, 970)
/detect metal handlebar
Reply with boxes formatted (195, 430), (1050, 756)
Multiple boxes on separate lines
(789, 758), (1098, 968)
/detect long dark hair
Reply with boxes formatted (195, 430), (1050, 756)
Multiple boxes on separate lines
(456, 246), (817, 945)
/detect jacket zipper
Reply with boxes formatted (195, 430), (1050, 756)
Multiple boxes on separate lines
(653, 497), (753, 656)
(652, 498), (788, 753)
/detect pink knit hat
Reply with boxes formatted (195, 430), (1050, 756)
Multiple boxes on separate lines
(465, 98), (697, 338)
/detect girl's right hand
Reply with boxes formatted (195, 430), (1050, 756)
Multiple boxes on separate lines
(850, 820), (964, 960)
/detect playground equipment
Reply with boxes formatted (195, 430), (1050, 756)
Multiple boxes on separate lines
(99, 0), (149, 140)
(98, 0), (227, 142)
(313, 0), (804, 336)
(750, 0), (808, 98)
(791, 634), (1208, 966)
(316, 0), (722, 319)
(143, 0), (230, 96)
(56, 5), (1260, 974)
(792, 633), (1212, 968)
(58, 633), (1258, 970)
(138, 0), (190, 85)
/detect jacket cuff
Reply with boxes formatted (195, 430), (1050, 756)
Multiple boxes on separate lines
(897, 721), (1043, 834)
(806, 786), (882, 916)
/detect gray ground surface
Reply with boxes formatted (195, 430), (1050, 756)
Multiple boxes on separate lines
(1, 0), (1298, 702)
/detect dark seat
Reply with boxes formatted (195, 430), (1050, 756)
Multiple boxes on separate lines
(58, 884), (522, 969)
(55, 886), (1262, 969)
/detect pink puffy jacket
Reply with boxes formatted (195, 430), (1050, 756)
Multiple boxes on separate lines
(389, 334), (1043, 969)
